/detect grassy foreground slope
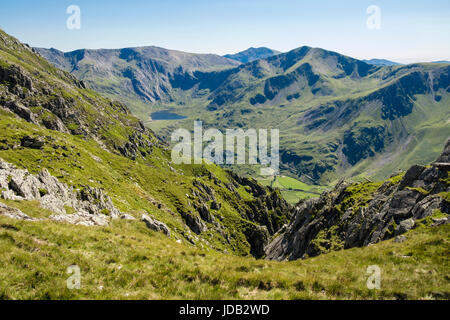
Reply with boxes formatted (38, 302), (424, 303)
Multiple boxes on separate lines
(0, 214), (448, 300)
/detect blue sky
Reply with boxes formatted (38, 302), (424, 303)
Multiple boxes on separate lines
(0, 0), (449, 63)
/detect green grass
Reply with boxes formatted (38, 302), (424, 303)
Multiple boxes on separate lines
(0, 215), (448, 300)
(337, 181), (383, 214)
(258, 176), (328, 204)
(0, 199), (56, 219)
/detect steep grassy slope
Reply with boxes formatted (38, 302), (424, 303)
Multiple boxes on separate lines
(0, 29), (291, 257)
(0, 214), (448, 299)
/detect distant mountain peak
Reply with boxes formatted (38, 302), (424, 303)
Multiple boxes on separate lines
(363, 58), (402, 66)
(224, 47), (281, 63)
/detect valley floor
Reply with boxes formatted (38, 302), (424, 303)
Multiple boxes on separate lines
(0, 214), (448, 300)
(257, 175), (328, 204)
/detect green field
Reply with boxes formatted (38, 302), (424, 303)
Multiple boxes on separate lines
(258, 176), (328, 204)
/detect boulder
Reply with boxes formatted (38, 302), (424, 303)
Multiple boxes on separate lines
(394, 235), (407, 243)
(20, 136), (44, 149)
(141, 214), (171, 237)
(395, 218), (415, 235)
(120, 214), (136, 220)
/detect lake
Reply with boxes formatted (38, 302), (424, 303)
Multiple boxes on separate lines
(150, 110), (188, 120)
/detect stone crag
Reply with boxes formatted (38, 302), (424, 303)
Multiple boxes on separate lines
(266, 139), (450, 261)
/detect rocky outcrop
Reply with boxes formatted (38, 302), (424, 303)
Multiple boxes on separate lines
(244, 225), (270, 258)
(187, 171), (292, 255)
(434, 138), (450, 164)
(0, 158), (122, 225)
(227, 171), (292, 233)
(20, 136), (45, 149)
(141, 214), (171, 237)
(0, 159), (173, 234)
(266, 139), (450, 261)
(179, 210), (207, 235)
(224, 171), (293, 257)
(120, 214), (136, 220)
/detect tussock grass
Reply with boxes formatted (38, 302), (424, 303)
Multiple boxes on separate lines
(0, 215), (448, 300)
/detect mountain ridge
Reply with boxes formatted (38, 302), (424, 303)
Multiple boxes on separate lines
(363, 58), (402, 66)
(35, 41), (450, 190)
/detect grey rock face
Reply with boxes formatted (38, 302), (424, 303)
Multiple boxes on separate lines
(141, 214), (171, 237)
(266, 139), (450, 261)
(0, 158), (122, 225)
(196, 203), (213, 223)
(435, 139), (450, 163)
(180, 210), (207, 235)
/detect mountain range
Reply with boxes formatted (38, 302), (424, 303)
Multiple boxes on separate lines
(36, 44), (450, 187)
(0, 29), (292, 258)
